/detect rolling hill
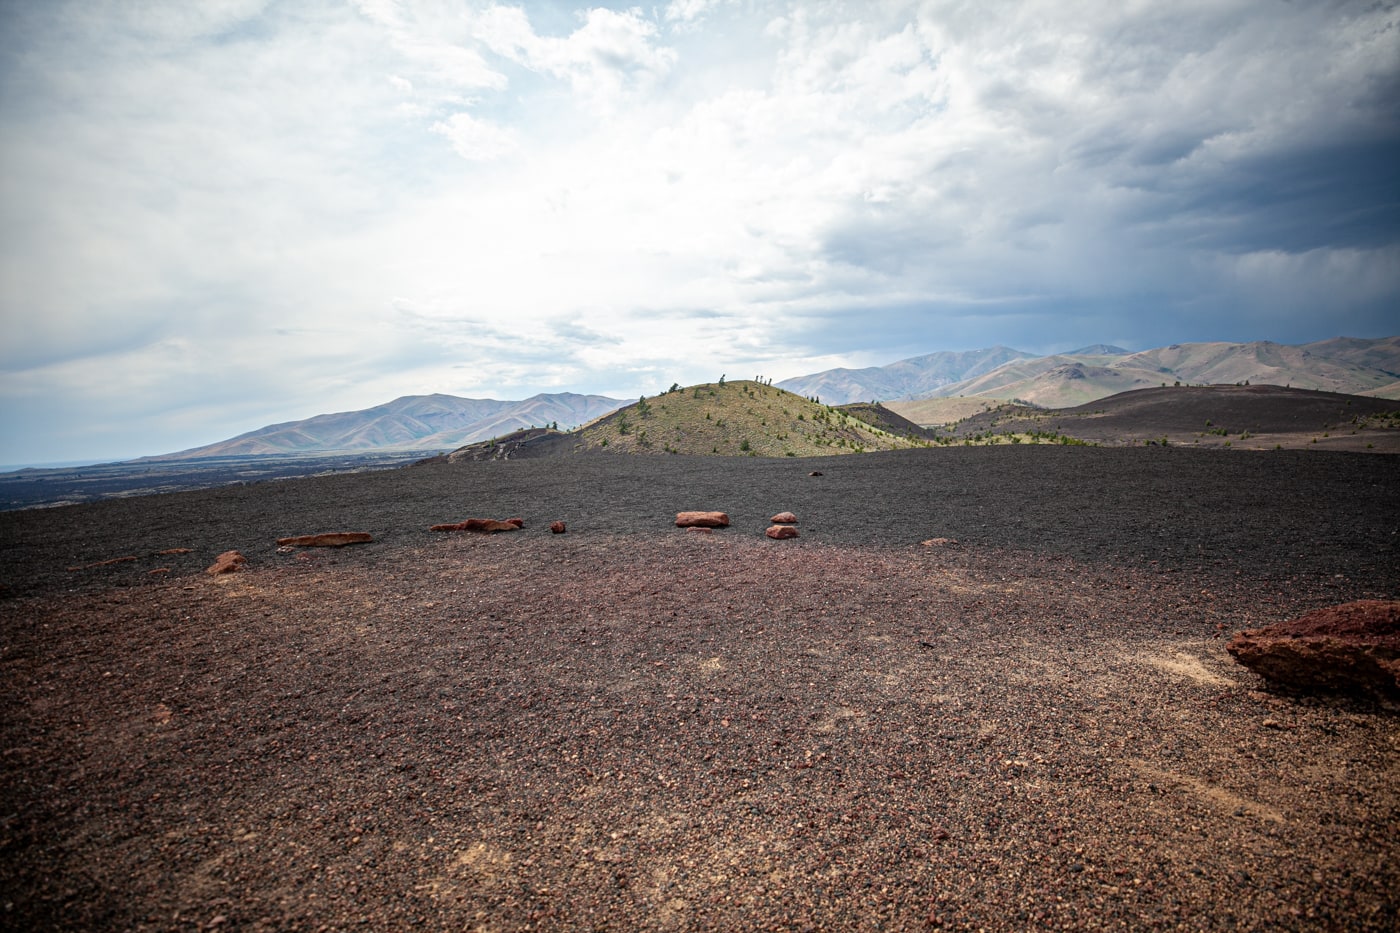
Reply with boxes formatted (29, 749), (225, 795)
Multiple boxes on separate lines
(144, 392), (626, 460)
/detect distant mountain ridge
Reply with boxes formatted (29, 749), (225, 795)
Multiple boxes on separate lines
(145, 392), (627, 460)
(776, 346), (1035, 402)
(781, 337), (1400, 409)
(147, 337), (1399, 460)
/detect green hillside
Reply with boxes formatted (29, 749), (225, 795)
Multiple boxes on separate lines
(572, 380), (928, 457)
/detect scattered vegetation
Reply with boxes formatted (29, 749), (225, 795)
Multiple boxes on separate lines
(1353, 410), (1400, 431)
(571, 380), (930, 458)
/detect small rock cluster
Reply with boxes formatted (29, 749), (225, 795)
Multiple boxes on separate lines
(766, 511), (799, 540)
(672, 510), (800, 539)
(218, 512), (808, 564)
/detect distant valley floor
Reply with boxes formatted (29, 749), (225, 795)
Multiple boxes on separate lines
(0, 450), (435, 511)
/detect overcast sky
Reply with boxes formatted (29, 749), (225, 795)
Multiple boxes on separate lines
(2, 0), (1397, 464)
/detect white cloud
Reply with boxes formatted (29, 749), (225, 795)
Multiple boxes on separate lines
(351, 0), (505, 92)
(430, 112), (518, 160)
(1, 0), (1397, 462)
(665, 0), (724, 24)
(470, 4), (677, 107)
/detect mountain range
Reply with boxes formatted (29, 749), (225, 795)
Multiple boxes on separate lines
(777, 337), (1400, 409)
(145, 336), (1399, 460)
(145, 393), (627, 460)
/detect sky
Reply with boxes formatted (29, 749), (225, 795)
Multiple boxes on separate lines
(2, 0), (1398, 465)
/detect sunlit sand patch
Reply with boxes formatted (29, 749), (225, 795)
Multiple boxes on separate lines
(425, 841), (517, 898)
(1136, 650), (1236, 686)
(1130, 759), (1286, 823)
(451, 841), (513, 874)
(815, 705), (864, 734)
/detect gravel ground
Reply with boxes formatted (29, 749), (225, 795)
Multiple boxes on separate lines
(3, 447), (1397, 598)
(1, 447), (1397, 931)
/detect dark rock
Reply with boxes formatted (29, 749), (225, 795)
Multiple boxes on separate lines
(1227, 600), (1400, 698)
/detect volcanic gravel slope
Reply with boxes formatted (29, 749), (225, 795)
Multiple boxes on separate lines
(942, 385), (1400, 451)
(1, 447), (1397, 931)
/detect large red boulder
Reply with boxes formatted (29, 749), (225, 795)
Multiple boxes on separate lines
(765, 525), (799, 540)
(1226, 600), (1400, 698)
(206, 551), (247, 575)
(675, 511), (729, 528)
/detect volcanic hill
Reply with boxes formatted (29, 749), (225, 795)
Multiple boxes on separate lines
(442, 380), (930, 460)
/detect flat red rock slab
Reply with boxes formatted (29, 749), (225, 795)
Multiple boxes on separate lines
(66, 556), (139, 571)
(276, 532), (373, 547)
(1227, 600), (1400, 698)
(676, 511), (729, 528)
(431, 518), (522, 534)
(770, 512), (798, 524)
(765, 525), (798, 540)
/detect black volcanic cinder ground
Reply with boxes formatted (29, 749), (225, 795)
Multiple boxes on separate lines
(2, 447), (1396, 598)
(1, 447), (1397, 931)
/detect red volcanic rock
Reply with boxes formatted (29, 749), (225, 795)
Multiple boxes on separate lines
(66, 556), (139, 571)
(206, 551), (247, 575)
(676, 511), (729, 528)
(1227, 600), (1400, 698)
(550, 521), (567, 534)
(765, 525), (799, 540)
(276, 532), (373, 547)
(431, 518), (521, 534)
(506, 518), (525, 528)
(770, 512), (798, 524)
